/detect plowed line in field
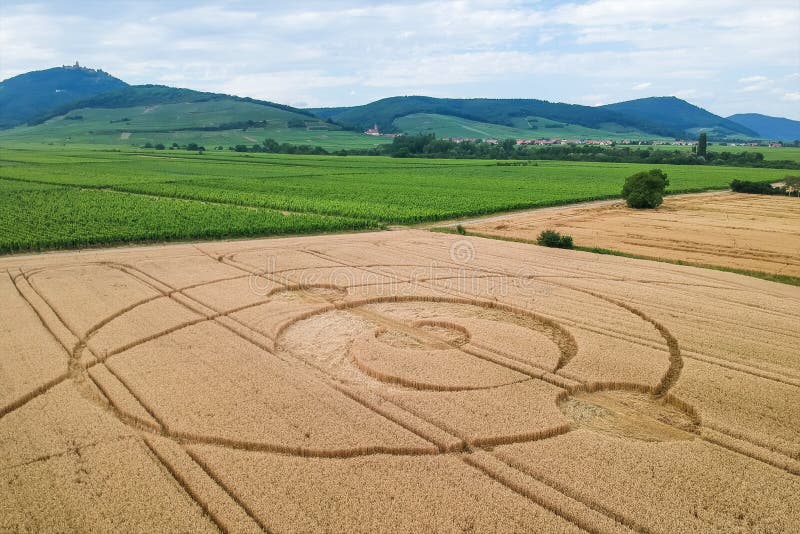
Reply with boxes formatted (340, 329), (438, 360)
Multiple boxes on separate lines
(0, 271), (72, 419)
(681, 352), (800, 388)
(184, 448), (274, 534)
(593, 288), (800, 338)
(141, 438), (228, 534)
(87, 367), (161, 433)
(462, 453), (636, 534)
(699, 429), (800, 476)
(492, 452), (652, 533)
(702, 420), (800, 463)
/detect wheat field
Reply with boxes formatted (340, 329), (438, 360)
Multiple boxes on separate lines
(1, 230), (798, 533)
(466, 192), (800, 278)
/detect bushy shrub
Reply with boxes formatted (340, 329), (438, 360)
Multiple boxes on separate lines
(622, 169), (669, 208)
(455, 224), (466, 235)
(537, 229), (574, 249)
(730, 179), (779, 195)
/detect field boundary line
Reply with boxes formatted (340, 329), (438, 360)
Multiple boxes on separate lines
(463, 452), (636, 534)
(184, 448), (274, 534)
(681, 352), (800, 388)
(0, 435), (136, 474)
(0, 372), (69, 419)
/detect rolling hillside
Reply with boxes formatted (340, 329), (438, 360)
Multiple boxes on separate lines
(309, 96), (679, 138)
(601, 97), (757, 139)
(3, 65), (791, 147)
(0, 85), (385, 150)
(0, 65), (128, 129)
(393, 113), (667, 140)
(728, 113), (800, 141)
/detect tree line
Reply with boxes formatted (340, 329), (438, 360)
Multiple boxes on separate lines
(174, 134), (800, 171)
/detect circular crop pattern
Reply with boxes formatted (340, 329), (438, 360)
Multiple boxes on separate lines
(12, 260), (699, 462)
(276, 290), (697, 446)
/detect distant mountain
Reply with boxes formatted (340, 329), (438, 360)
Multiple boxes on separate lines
(0, 83), (368, 149)
(4, 64), (788, 146)
(309, 96), (680, 138)
(0, 65), (128, 129)
(727, 113), (800, 141)
(600, 96), (757, 139)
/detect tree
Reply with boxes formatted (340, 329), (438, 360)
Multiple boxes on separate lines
(622, 169), (669, 209)
(697, 132), (707, 157)
(262, 138), (280, 153)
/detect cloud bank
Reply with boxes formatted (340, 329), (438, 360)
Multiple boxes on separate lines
(1, 0), (798, 118)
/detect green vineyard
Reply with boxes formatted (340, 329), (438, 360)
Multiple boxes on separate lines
(0, 145), (794, 253)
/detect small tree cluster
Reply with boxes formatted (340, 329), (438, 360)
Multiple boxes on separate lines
(536, 229), (574, 249)
(731, 178), (800, 196)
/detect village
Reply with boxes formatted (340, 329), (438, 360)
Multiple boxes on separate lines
(364, 123), (789, 147)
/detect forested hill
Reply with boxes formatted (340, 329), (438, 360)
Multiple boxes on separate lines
(27, 84), (317, 125)
(0, 65), (128, 129)
(601, 96), (757, 138)
(308, 96), (679, 138)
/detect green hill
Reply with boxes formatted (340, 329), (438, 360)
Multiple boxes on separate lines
(393, 113), (667, 140)
(309, 95), (679, 138)
(727, 113), (800, 141)
(601, 97), (757, 139)
(0, 65), (128, 129)
(0, 85), (385, 150)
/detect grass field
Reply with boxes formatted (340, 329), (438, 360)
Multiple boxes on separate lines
(0, 144), (796, 253)
(393, 113), (666, 141)
(647, 144), (800, 162)
(0, 100), (388, 150)
(2, 230), (798, 532)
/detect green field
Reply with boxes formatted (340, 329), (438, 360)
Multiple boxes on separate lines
(394, 113), (667, 141)
(0, 100), (389, 150)
(645, 144), (800, 162)
(0, 144), (795, 254)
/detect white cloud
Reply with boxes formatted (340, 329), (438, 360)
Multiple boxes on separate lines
(783, 92), (800, 101)
(0, 0), (798, 119)
(738, 75), (768, 84)
(737, 75), (774, 93)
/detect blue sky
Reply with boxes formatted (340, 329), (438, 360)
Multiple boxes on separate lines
(1, 0), (799, 119)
